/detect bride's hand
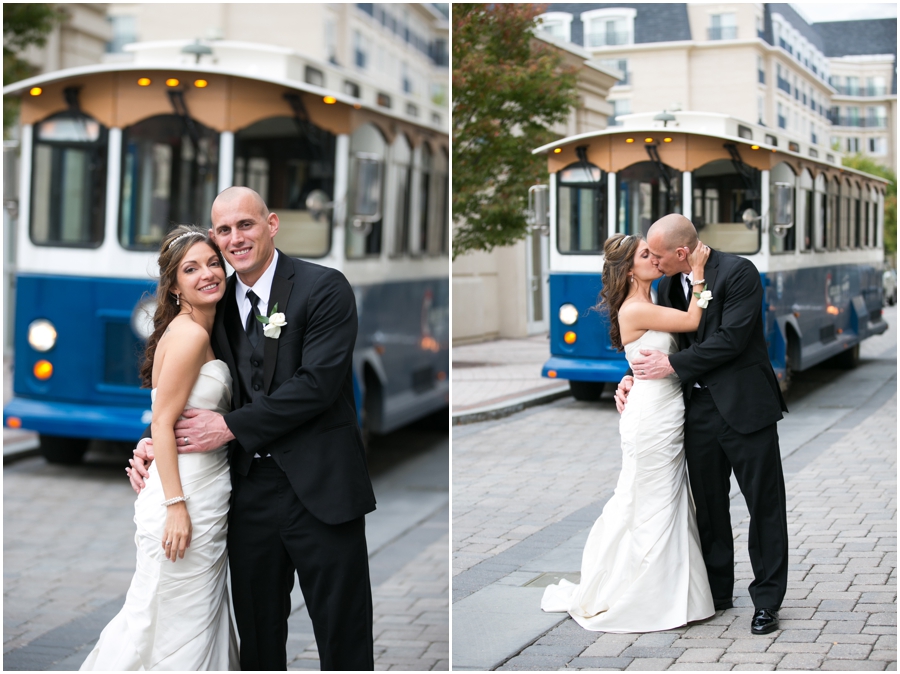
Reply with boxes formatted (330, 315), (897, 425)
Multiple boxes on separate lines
(162, 503), (192, 563)
(689, 240), (710, 275)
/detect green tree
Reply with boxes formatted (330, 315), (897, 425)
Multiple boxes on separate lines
(842, 153), (896, 257)
(452, 3), (578, 258)
(3, 4), (66, 137)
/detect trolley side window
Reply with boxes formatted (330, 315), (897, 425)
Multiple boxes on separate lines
(347, 123), (386, 259)
(234, 116), (336, 259)
(557, 162), (606, 254)
(691, 159), (760, 255)
(119, 115), (219, 250)
(31, 112), (107, 248)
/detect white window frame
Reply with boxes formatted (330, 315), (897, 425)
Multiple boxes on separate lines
(580, 7), (636, 48)
(537, 11), (573, 43)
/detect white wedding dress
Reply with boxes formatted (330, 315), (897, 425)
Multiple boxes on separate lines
(541, 330), (714, 632)
(81, 360), (240, 670)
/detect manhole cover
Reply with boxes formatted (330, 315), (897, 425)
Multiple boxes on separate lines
(523, 572), (581, 587)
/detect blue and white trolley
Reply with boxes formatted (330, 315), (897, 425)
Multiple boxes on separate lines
(3, 41), (449, 462)
(532, 111), (889, 400)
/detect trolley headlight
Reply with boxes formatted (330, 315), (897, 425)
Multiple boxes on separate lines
(131, 298), (157, 340)
(27, 319), (57, 352)
(559, 303), (579, 326)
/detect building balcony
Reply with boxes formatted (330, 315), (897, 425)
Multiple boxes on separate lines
(833, 85), (890, 97)
(708, 26), (737, 40)
(585, 31), (632, 47)
(831, 116), (888, 128)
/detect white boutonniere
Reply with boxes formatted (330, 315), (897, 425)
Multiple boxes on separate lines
(693, 285), (713, 309)
(256, 303), (287, 339)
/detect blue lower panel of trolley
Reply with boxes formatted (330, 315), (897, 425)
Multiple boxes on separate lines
(4, 397), (150, 441)
(542, 356), (631, 383)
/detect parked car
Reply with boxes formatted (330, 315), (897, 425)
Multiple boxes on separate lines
(883, 269), (897, 306)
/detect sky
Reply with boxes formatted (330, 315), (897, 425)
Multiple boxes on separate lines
(791, 3), (898, 23)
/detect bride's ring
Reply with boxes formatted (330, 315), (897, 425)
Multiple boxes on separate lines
(165, 541), (172, 546)
(182, 437), (188, 445)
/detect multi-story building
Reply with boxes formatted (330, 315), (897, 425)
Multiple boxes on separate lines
(104, 3), (448, 128)
(817, 18), (896, 170)
(536, 3), (896, 171)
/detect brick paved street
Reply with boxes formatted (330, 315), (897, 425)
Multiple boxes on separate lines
(452, 308), (896, 670)
(4, 419), (449, 671)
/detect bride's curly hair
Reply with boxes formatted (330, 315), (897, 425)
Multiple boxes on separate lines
(598, 233), (642, 351)
(139, 225), (225, 388)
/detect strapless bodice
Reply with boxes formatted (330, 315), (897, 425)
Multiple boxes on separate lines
(624, 330), (678, 365)
(151, 359), (232, 416)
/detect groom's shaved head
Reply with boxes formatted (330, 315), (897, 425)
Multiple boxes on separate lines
(647, 214), (698, 252)
(213, 186), (269, 219)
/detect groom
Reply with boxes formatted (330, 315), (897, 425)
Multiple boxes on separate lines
(620, 213), (789, 635)
(132, 186), (376, 670)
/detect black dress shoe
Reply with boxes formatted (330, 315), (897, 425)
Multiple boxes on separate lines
(751, 608), (779, 635)
(714, 601), (733, 611)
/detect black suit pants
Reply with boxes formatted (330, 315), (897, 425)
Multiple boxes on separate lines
(684, 388), (789, 610)
(228, 457), (374, 671)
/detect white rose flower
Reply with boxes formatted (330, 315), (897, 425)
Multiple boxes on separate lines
(697, 289), (713, 309)
(262, 312), (287, 339)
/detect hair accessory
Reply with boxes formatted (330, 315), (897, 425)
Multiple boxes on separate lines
(617, 234), (632, 248)
(166, 231), (202, 250)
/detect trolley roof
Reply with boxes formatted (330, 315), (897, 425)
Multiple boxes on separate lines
(3, 40), (446, 136)
(534, 111), (889, 185)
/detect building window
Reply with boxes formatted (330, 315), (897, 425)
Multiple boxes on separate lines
(846, 106), (860, 127)
(846, 137), (860, 153)
(866, 76), (887, 96)
(106, 14), (137, 54)
(765, 134), (778, 147)
(537, 12), (573, 43)
(776, 65), (791, 94)
(581, 8), (636, 48)
(868, 137), (887, 155)
(401, 62), (412, 94)
(845, 76), (860, 96)
(599, 58), (630, 86)
(777, 103), (786, 129)
(406, 103), (418, 118)
(866, 106), (887, 128)
(305, 66), (325, 88)
(758, 56), (765, 85)
(758, 96), (765, 125)
(609, 98), (631, 126)
(709, 13), (736, 40)
(376, 92), (391, 108)
(354, 30), (367, 69)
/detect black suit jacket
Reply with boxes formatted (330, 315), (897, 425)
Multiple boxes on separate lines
(214, 251), (376, 525)
(661, 248), (788, 435)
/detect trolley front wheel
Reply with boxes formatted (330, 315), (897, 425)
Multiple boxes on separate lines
(40, 435), (89, 465)
(569, 381), (606, 402)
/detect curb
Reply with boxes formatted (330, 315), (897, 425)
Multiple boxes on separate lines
(3, 436), (41, 465)
(452, 387), (572, 425)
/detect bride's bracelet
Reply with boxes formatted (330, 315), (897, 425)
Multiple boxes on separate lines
(691, 278), (706, 286)
(161, 495), (190, 507)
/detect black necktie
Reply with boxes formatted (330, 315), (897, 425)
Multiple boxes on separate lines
(683, 275), (691, 301)
(245, 290), (262, 347)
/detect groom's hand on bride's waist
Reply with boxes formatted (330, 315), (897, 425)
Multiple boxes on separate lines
(173, 409), (236, 454)
(631, 349), (675, 381)
(615, 376), (634, 414)
(127, 438), (154, 494)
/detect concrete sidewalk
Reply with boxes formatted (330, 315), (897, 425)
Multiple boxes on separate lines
(452, 335), (570, 424)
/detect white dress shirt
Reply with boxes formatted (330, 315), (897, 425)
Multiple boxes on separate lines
(235, 250), (280, 325)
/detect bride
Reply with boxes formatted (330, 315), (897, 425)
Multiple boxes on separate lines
(81, 226), (239, 670)
(541, 233), (715, 632)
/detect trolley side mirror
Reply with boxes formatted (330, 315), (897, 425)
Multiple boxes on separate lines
(772, 182), (794, 238)
(350, 153), (383, 236)
(527, 184), (549, 235)
(305, 189), (334, 222)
